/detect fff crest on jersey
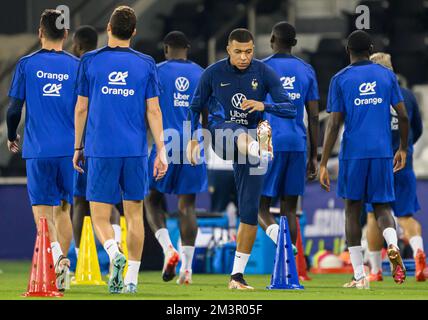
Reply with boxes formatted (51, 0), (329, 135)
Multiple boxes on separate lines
(251, 79), (258, 90)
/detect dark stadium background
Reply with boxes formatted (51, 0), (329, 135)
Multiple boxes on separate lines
(0, 0), (427, 271)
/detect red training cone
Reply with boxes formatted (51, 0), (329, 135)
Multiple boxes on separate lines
(296, 217), (311, 281)
(23, 217), (63, 297)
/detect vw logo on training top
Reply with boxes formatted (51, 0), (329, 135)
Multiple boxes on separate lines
(175, 77), (190, 92)
(359, 81), (376, 95)
(43, 83), (62, 96)
(231, 93), (247, 109)
(108, 71), (128, 85)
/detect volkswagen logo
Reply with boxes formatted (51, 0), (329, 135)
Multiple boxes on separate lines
(231, 93), (247, 109)
(175, 77), (190, 92)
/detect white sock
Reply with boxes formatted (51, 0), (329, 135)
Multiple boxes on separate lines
(75, 247), (79, 259)
(368, 250), (382, 274)
(51, 242), (63, 265)
(348, 246), (366, 280)
(382, 228), (398, 247)
(180, 246), (195, 272)
(112, 224), (122, 244)
(103, 239), (120, 261)
(409, 236), (424, 258)
(231, 251), (250, 275)
(124, 260), (141, 285)
(155, 228), (173, 254)
(266, 224), (279, 245)
(247, 140), (259, 158)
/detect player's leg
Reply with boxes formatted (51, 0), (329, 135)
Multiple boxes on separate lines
(229, 162), (263, 290)
(71, 161), (89, 258)
(87, 157), (125, 293)
(366, 210), (384, 281)
(393, 165), (425, 280)
(72, 196), (89, 257)
(258, 196), (277, 241)
(370, 158), (405, 284)
(110, 205), (122, 247)
(280, 195), (299, 245)
(145, 188), (179, 281)
(122, 199), (144, 291)
(398, 216), (426, 281)
(338, 159), (369, 289)
(54, 200), (73, 257)
(177, 194), (198, 284)
(343, 199), (369, 289)
(27, 158), (70, 290)
(120, 156), (150, 292)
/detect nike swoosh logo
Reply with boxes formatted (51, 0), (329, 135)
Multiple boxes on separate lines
(220, 83), (231, 87)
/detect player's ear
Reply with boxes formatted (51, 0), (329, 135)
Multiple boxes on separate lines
(63, 29), (69, 40)
(132, 28), (136, 37)
(106, 22), (112, 35)
(291, 38), (297, 47)
(368, 44), (374, 55)
(345, 45), (350, 55)
(226, 44), (231, 55)
(38, 28), (43, 40)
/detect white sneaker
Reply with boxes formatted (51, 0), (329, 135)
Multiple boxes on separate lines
(177, 270), (192, 285)
(343, 276), (370, 290)
(55, 256), (70, 291)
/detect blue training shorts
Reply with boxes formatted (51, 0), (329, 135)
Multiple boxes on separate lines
(148, 148), (208, 195)
(86, 156), (149, 204)
(73, 161), (88, 198)
(366, 161), (420, 216)
(26, 157), (74, 206)
(338, 158), (395, 203)
(262, 151), (306, 197)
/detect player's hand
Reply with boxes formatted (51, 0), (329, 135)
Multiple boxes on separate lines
(153, 148), (168, 181)
(186, 139), (200, 166)
(319, 165), (330, 192)
(306, 156), (318, 181)
(7, 134), (20, 153)
(73, 149), (85, 174)
(393, 149), (407, 173)
(240, 100), (265, 113)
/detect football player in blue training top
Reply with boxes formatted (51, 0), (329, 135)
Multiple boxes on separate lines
(144, 31), (208, 285)
(258, 22), (320, 252)
(320, 30), (409, 289)
(365, 52), (425, 282)
(71, 25), (123, 261)
(187, 28), (296, 290)
(73, 6), (168, 294)
(7, 9), (78, 291)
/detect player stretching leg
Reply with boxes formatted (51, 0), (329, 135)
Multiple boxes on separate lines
(144, 31), (208, 285)
(320, 31), (409, 289)
(70, 25), (122, 259)
(6, 9), (78, 291)
(73, 6), (167, 294)
(365, 52), (425, 282)
(188, 29), (296, 290)
(258, 22), (319, 250)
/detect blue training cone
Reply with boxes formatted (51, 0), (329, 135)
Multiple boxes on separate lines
(267, 216), (304, 290)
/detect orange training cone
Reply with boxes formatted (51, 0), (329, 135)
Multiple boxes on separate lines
(23, 217), (63, 297)
(72, 216), (106, 285)
(296, 217), (311, 281)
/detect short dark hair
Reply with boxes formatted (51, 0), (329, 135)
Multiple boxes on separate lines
(74, 25), (98, 52)
(163, 31), (190, 49)
(272, 21), (296, 48)
(347, 30), (373, 54)
(228, 28), (254, 43)
(40, 9), (66, 40)
(109, 6), (136, 40)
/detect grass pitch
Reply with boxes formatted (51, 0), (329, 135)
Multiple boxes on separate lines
(1, 261), (428, 300)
